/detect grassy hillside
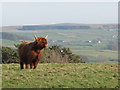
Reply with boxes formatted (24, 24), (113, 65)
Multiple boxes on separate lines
(2, 29), (118, 62)
(2, 63), (119, 88)
(73, 50), (118, 62)
(0, 65), (1, 89)
(1, 32), (32, 41)
(0, 39), (20, 48)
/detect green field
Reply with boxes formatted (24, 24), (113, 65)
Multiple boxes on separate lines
(0, 65), (1, 89)
(2, 29), (118, 62)
(73, 50), (118, 62)
(7, 29), (118, 42)
(2, 63), (119, 88)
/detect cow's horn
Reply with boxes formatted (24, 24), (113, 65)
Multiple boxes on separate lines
(34, 34), (37, 40)
(45, 35), (48, 39)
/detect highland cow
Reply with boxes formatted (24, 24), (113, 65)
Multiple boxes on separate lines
(18, 35), (48, 69)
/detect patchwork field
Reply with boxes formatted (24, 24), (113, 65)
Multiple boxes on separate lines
(2, 63), (119, 88)
(1, 29), (118, 62)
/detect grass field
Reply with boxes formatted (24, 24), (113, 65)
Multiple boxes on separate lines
(7, 29), (118, 42)
(0, 65), (1, 89)
(73, 50), (118, 62)
(2, 63), (119, 88)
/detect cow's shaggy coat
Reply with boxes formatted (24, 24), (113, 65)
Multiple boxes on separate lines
(18, 35), (48, 69)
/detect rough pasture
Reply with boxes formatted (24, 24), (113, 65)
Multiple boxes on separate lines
(2, 63), (119, 88)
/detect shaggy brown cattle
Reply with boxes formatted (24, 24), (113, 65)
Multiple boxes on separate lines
(18, 35), (48, 69)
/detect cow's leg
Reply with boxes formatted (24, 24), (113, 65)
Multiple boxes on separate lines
(20, 62), (24, 69)
(33, 63), (37, 69)
(25, 64), (28, 69)
(33, 61), (39, 69)
(30, 63), (33, 69)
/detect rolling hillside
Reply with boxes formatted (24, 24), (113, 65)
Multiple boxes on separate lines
(1, 32), (32, 41)
(1, 24), (118, 62)
(18, 23), (117, 30)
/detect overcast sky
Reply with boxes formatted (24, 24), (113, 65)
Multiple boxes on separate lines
(1, 2), (118, 26)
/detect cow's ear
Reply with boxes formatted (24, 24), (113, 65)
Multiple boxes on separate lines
(45, 35), (48, 39)
(34, 34), (37, 40)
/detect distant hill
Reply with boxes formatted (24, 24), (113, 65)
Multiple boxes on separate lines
(18, 23), (91, 30)
(17, 23), (118, 30)
(1, 32), (32, 41)
(2, 26), (22, 32)
(2, 23), (118, 31)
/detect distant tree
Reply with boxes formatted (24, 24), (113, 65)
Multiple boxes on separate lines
(2, 46), (19, 63)
(41, 45), (83, 63)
